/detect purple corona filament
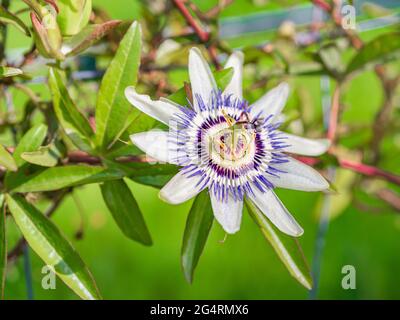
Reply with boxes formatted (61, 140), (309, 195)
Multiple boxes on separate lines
(168, 91), (290, 203)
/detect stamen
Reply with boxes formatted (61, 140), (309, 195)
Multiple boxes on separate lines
(221, 109), (236, 127)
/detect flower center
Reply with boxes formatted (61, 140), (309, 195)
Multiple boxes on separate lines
(212, 127), (253, 161)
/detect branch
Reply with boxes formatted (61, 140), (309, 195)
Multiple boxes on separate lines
(173, 0), (222, 69)
(369, 74), (400, 164)
(327, 84), (341, 142)
(296, 155), (400, 187)
(189, 0), (234, 21)
(376, 189), (400, 212)
(338, 159), (400, 186)
(173, 0), (209, 42)
(312, 0), (331, 11)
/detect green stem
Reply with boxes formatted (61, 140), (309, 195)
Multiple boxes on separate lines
(23, 245), (34, 300)
(0, 0), (10, 62)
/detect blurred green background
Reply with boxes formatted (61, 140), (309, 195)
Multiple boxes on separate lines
(3, 0), (400, 299)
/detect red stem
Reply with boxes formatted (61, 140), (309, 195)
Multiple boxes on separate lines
(312, 0), (332, 11)
(173, 0), (209, 42)
(296, 155), (400, 186)
(327, 85), (340, 142)
(338, 159), (400, 186)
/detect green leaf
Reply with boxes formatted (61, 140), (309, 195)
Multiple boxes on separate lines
(181, 190), (214, 283)
(100, 179), (152, 245)
(346, 32), (400, 75)
(130, 174), (174, 189)
(0, 5), (30, 36)
(317, 44), (345, 79)
(5, 194), (101, 300)
(21, 144), (61, 167)
(0, 144), (17, 171)
(363, 3), (394, 18)
(287, 61), (324, 76)
(8, 165), (124, 193)
(168, 67), (233, 105)
(0, 194), (6, 299)
(106, 112), (157, 158)
(95, 21), (141, 150)
(64, 20), (122, 57)
(13, 124), (47, 167)
(49, 68), (94, 153)
(315, 169), (356, 221)
(104, 160), (178, 178)
(245, 199), (313, 290)
(0, 66), (22, 78)
(105, 143), (142, 159)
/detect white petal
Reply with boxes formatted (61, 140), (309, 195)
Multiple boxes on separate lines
(268, 157), (329, 191)
(223, 51), (244, 100)
(188, 47), (217, 113)
(250, 187), (303, 237)
(159, 171), (204, 204)
(283, 132), (331, 156)
(210, 192), (243, 234)
(130, 130), (172, 163)
(250, 82), (289, 120)
(125, 86), (180, 125)
(160, 97), (181, 108)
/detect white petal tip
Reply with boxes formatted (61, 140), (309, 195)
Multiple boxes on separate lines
(321, 179), (330, 190)
(314, 175), (330, 191)
(158, 190), (178, 205)
(277, 220), (304, 237)
(124, 85), (136, 97)
(222, 226), (240, 235)
(278, 82), (290, 94)
(125, 86), (141, 108)
(129, 133), (142, 146)
(189, 47), (205, 63)
(189, 47), (210, 68)
(291, 227), (304, 237)
(228, 51), (244, 62)
(320, 139), (331, 152)
(189, 47), (202, 56)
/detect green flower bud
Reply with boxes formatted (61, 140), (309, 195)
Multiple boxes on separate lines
(30, 6), (64, 60)
(56, 0), (92, 37)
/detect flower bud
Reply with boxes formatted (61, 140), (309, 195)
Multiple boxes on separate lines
(56, 0), (92, 37)
(30, 6), (64, 60)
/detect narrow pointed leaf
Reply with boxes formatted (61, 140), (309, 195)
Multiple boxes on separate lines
(64, 20), (122, 57)
(346, 32), (400, 75)
(13, 124), (47, 167)
(8, 165), (124, 193)
(5, 194), (101, 300)
(181, 190), (214, 283)
(21, 144), (61, 167)
(130, 174), (175, 189)
(0, 5), (30, 36)
(104, 160), (178, 178)
(95, 21), (141, 150)
(0, 66), (23, 78)
(245, 199), (313, 290)
(49, 68), (94, 153)
(100, 179), (152, 245)
(0, 144), (17, 171)
(0, 194), (6, 299)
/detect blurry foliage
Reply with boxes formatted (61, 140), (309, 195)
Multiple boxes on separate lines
(0, 0), (399, 299)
